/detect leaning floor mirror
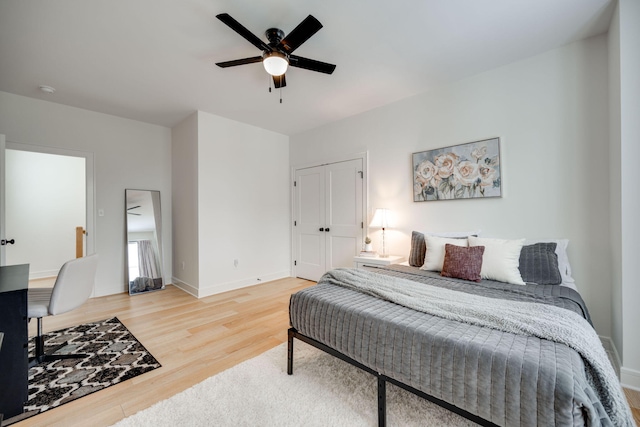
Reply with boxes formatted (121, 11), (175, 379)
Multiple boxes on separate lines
(125, 189), (164, 295)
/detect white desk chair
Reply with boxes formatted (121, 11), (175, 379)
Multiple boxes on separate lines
(28, 254), (98, 367)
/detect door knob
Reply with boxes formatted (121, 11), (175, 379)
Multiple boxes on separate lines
(319, 227), (324, 232)
(325, 228), (330, 232)
(1, 239), (15, 245)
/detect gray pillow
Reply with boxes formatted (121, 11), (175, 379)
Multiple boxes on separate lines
(408, 231), (426, 267)
(518, 242), (562, 285)
(408, 231), (473, 267)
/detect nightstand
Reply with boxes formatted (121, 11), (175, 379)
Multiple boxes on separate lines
(353, 255), (405, 269)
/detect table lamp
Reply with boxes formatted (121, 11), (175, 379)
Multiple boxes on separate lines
(369, 208), (391, 258)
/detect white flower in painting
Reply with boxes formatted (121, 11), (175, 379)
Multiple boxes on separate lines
(479, 165), (496, 186)
(434, 152), (458, 179)
(471, 146), (487, 162)
(454, 161), (480, 186)
(415, 160), (438, 185)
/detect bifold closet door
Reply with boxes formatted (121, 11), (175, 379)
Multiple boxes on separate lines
(295, 165), (326, 282)
(294, 159), (363, 281)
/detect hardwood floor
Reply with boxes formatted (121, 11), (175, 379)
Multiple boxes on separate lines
(13, 277), (640, 427)
(625, 387), (640, 426)
(16, 278), (314, 427)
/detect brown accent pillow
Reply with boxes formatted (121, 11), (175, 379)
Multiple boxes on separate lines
(441, 244), (485, 282)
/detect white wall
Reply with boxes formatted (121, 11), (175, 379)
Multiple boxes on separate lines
(0, 91), (172, 296)
(5, 149), (85, 278)
(172, 110), (291, 297)
(618, 0), (640, 387)
(291, 36), (611, 336)
(608, 0), (623, 374)
(171, 112), (199, 290)
(197, 111), (290, 296)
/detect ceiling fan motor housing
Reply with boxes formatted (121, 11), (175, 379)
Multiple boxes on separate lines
(265, 28), (285, 46)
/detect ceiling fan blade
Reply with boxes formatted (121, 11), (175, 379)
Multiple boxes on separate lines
(289, 55), (336, 74)
(216, 13), (271, 52)
(278, 15), (322, 54)
(272, 74), (286, 88)
(127, 206), (141, 210)
(216, 56), (263, 68)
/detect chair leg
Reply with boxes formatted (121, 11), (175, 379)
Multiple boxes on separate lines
(28, 317), (88, 368)
(34, 317), (45, 360)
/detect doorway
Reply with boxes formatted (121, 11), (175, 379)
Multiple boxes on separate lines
(0, 139), (95, 288)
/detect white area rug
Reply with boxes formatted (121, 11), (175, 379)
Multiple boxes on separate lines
(112, 340), (477, 426)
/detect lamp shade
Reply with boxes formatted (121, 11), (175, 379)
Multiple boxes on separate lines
(369, 208), (391, 229)
(263, 52), (288, 76)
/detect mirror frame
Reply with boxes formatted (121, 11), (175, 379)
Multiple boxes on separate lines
(125, 189), (164, 295)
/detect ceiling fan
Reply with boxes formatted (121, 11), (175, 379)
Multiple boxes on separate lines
(127, 206), (141, 216)
(215, 13), (336, 90)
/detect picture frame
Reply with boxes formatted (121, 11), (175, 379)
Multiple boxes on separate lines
(412, 137), (502, 202)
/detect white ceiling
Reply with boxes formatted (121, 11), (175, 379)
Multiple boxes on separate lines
(0, 0), (614, 136)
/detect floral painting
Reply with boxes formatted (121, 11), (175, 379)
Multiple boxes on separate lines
(413, 138), (501, 202)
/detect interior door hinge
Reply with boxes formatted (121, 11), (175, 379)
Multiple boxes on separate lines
(358, 171), (363, 179)
(294, 220), (297, 226)
(294, 260), (297, 266)
(294, 181), (297, 187)
(361, 222), (364, 229)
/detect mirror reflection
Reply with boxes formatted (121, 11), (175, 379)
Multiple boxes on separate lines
(126, 189), (164, 295)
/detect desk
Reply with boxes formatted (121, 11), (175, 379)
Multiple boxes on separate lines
(0, 264), (29, 419)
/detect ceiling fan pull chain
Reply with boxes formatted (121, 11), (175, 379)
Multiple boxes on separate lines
(280, 87), (282, 104)
(268, 75), (272, 93)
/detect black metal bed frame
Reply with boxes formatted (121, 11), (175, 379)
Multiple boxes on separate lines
(287, 328), (498, 427)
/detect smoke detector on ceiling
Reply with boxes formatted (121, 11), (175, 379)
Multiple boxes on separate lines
(39, 85), (56, 94)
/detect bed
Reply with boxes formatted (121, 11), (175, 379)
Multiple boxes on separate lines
(287, 233), (633, 427)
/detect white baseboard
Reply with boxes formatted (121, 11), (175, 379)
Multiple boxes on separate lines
(171, 277), (198, 297)
(599, 335), (640, 390)
(197, 270), (292, 298)
(621, 367), (640, 391)
(599, 335), (621, 376)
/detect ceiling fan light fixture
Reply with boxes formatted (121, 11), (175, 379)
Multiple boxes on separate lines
(263, 51), (288, 76)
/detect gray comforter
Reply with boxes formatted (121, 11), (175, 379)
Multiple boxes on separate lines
(289, 265), (633, 426)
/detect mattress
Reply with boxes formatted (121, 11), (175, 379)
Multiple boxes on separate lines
(289, 265), (617, 426)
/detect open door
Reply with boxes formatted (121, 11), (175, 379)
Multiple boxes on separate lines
(4, 149), (86, 279)
(0, 134), (6, 265)
(0, 140), (94, 282)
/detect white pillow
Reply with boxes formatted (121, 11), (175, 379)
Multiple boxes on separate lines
(425, 230), (481, 238)
(468, 236), (526, 285)
(421, 235), (468, 272)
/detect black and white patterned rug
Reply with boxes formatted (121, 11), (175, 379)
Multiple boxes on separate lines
(6, 317), (161, 425)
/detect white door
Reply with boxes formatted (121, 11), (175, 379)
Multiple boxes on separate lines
(325, 160), (363, 271)
(294, 158), (364, 281)
(0, 134), (6, 265)
(294, 165), (326, 281)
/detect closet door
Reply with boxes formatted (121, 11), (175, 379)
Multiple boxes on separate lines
(294, 166), (326, 281)
(325, 159), (363, 272)
(294, 158), (363, 281)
